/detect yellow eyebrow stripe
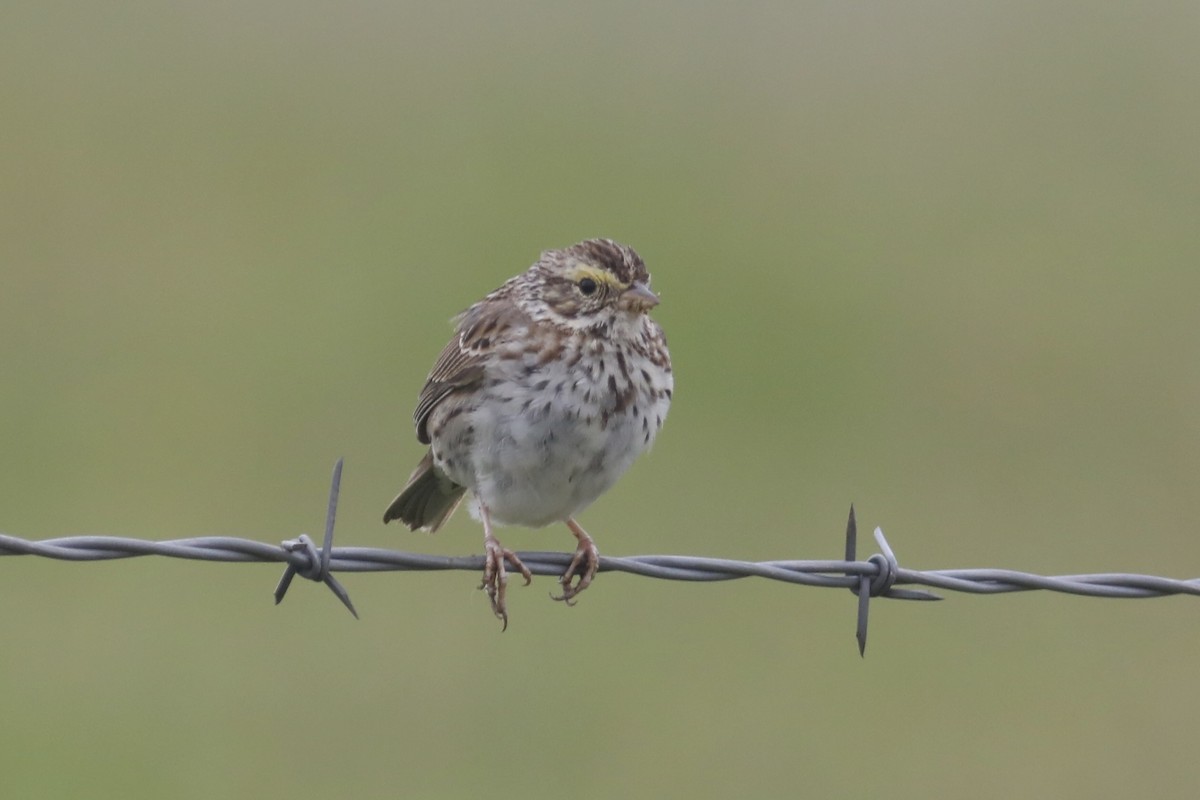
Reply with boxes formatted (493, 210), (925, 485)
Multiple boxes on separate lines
(566, 264), (627, 290)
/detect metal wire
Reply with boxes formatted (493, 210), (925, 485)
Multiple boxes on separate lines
(2, 460), (1198, 654)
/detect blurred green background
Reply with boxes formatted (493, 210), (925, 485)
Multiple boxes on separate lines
(2, 1), (1199, 797)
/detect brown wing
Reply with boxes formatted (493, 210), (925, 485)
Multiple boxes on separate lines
(413, 335), (485, 444)
(412, 297), (531, 444)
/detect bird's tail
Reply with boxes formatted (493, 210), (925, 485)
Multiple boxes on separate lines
(382, 451), (467, 532)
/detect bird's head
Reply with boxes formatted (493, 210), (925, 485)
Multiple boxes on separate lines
(523, 238), (660, 333)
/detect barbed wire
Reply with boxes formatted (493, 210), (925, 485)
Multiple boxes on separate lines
(2, 459), (1198, 654)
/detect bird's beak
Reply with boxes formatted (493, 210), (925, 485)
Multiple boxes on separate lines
(619, 281), (660, 313)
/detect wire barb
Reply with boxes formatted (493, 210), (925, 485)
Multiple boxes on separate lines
(4, 460), (1200, 654)
(841, 506), (940, 655)
(273, 458), (358, 618)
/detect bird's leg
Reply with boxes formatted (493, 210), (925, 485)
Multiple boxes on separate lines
(552, 517), (600, 605)
(479, 503), (531, 630)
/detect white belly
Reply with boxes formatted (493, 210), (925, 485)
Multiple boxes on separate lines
(433, 346), (671, 528)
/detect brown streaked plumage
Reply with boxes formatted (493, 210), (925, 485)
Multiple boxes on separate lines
(384, 238), (672, 628)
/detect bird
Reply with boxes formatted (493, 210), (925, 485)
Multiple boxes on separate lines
(383, 238), (672, 628)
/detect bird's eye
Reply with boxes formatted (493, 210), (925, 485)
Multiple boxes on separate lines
(578, 277), (598, 296)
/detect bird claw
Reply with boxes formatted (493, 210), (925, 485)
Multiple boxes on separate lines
(551, 538), (600, 605)
(480, 538), (531, 631)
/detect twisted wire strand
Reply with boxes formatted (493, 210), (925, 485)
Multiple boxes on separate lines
(4, 534), (1196, 597)
(3, 460), (1197, 652)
